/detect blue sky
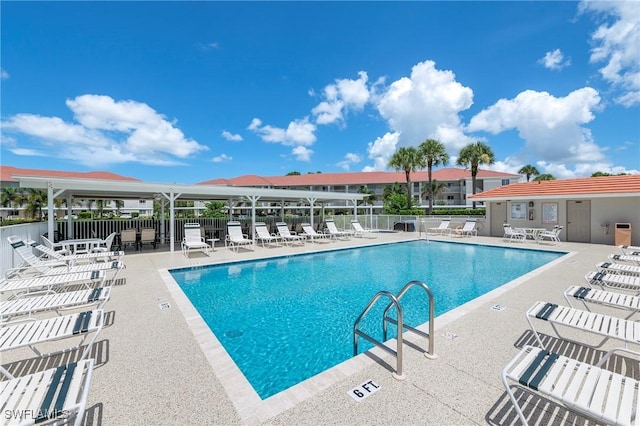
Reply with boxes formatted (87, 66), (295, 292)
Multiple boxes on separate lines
(1, 1), (639, 184)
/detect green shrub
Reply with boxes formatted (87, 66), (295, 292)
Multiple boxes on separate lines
(78, 211), (92, 219)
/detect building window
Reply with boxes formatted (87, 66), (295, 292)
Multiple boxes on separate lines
(501, 179), (510, 185)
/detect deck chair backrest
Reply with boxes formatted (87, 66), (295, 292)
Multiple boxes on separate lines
(102, 232), (116, 251)
(255, 222), (271, 238)
(7, 236), (53, 274)
(140, 228), (156, 242)
(184, 224), (203, 242)
(276, 222), (293, 237)
(325, 220), (340, 233)
(351, 221), (366, 232)
(227, 221), (245, 240)
(438, 220), (450, 229)
(120, 229), (137, 244)
(462, 221), (476, 231)
(301, 223), (316, 235)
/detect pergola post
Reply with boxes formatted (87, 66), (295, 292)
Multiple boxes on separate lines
(246, 195), (260, 249)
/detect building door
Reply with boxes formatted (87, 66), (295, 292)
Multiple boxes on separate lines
(491, 202), (508, 237)
(567, 200), (590, 243)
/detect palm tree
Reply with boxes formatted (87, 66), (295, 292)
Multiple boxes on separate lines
(388, 146), (426, 210)
(24, 188), (47, 220)
(382, 182), (406, 202)
(533, 173), (556, 181)
(1, 187), (22, 209)
(418, 139), (449, 214)
(421, 179), (448, 206)
(357, 186), (376, 206)
(456, 141), (495, 208)
(518, 165), (540, 182)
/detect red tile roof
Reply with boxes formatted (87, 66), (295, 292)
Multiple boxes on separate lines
(198, 168), (519, 187)
(1, 166), (140, 183)
(470, 175), (640, 199)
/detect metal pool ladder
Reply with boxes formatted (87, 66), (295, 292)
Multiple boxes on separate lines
(353, 280), (437, 380)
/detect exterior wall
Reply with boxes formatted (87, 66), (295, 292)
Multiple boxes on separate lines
(590, 197), (640, 245)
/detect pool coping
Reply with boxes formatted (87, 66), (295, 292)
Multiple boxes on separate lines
(159, 239), (575, 424)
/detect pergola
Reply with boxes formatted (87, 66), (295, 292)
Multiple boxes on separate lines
(13, 175), (366, 252)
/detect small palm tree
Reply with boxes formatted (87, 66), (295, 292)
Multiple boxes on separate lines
(418, 138), (449, 214)
(357, 186), (376, 206)
(421, 179), (448, 206)
(456, 141), (495, 208)
(388, 146), (426, 210)
(24, 188), (47, 220)
(518, 165), (540, 182)
(533, 173), (556, 181)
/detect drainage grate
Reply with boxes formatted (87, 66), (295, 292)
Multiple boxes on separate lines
(159, 302), (171, 310)
(490, 304), (506, 312)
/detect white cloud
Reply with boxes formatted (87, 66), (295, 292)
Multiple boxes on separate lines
(0, 68), (8, 79)
(10, 148), (47, 157)
(336, 152), (362, 170)
(1, 94), (208, 166)
(221, 130), (243, 142)
(248, 117), (316, 146)
(212, 153), (232, 162)
(467, 88), (604, 163)
(538, 49), (571, 70)
(580, 1), (640, 106)
(363, 132), (399, 171)
(292, 146), (313, 161)
(373, 60), (475, 151)
(312, 71), (370, 125)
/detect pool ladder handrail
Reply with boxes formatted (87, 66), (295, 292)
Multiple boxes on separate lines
(353, 280), (437, 381)
(382, 280), (437, 360)
(353, 291), (406, 380)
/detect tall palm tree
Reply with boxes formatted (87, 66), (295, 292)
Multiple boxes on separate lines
(388, 146), (426, 210)
(518, 165), (540, 182)
(456, 141), (495, 208)
(418, 139), (449, 214)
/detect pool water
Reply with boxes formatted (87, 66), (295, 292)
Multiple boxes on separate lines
(171, 240), (563, 399)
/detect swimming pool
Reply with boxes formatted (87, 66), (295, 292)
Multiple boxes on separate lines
(170, 240), (564, 399)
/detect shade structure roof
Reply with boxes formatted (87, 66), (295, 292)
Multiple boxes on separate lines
(12, 175), (366, 204)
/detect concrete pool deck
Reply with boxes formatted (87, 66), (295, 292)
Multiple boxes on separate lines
(2, 232), (637, 425)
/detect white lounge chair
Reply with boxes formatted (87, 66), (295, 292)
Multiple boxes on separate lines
(41, 234), (71, 256)
(225, 221), (254, 252)
(536, 225), (563, 245)
(502, 345), (640, 426)
(452, 220), (477, 238)
(300, 223), (333, 243)
(0, 359), (95, 426)
(30, 239), (124, 264)
(609, 253), (640, 265)
(586, 270), (640, 294)
(350, 220), (377, 238)
(0, 287), (111, 323)
(0, 309), (104, 361)
(502, 224), (525, 243)
(426, 219), (451, 236)
(181, 223), (211, 257)
(526, 300), (640, 352)
(254, 222), (281, 248)
(0, 271), (106, 299)
(324, 219), (353, 240)
(90, 231), (117, 253)
(620, 245), (640, 256)
(596, 261), (640, 276)
(6, 237), (125, 281)
(564, 285), (640, 319)
(275, 222), (306, 246)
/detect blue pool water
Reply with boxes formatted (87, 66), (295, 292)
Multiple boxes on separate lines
(171, 241), (564, 399)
